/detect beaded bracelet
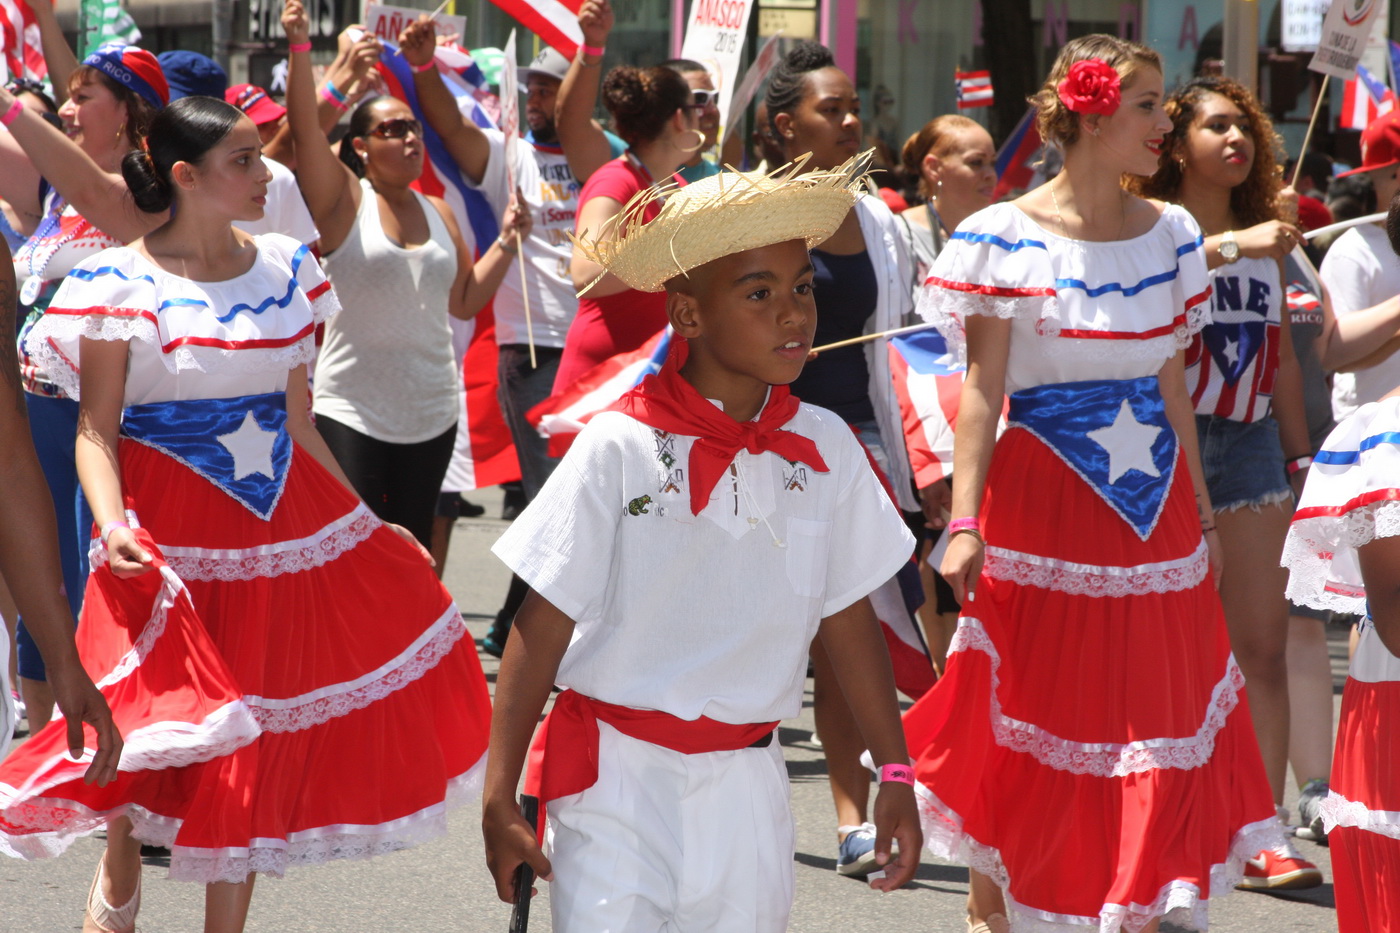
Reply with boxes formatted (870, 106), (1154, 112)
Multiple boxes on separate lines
(321, 83), (349, 111)
(0, 98), (22, 127)
(288, 40), (312, 53)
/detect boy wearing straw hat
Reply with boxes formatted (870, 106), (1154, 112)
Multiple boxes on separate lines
(484, 154), (922, 931)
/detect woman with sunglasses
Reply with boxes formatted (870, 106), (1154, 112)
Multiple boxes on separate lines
(283, 0), (529, 547)
(553, 6), (703, 390)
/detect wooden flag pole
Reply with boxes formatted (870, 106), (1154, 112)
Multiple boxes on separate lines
(810, 321), (938, 355)
(1291, 74), (1330, 190)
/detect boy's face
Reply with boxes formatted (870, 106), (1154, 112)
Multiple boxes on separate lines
(669, 239), (817, 391)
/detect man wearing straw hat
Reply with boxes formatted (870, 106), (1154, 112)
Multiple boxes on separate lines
(483, 153), (922, 931)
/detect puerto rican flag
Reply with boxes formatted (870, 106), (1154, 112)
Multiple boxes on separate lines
(890, 328), (964, 488)
(375, 39), (521, 489)
(0, 0), (45, 84)
(487, 0), (584, 59)
(955, 69), (994, 110)
(992, 105), (1043, 200)
(1340, 62), (1398, 131)
(528, 328), (672, 457)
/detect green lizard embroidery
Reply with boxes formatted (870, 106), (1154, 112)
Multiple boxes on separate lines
(626, 495), (653, 516)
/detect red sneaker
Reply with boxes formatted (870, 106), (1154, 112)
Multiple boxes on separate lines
(1237, 843), (1323, 890)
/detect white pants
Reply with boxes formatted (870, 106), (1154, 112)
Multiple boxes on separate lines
(546, 722), (795, 933)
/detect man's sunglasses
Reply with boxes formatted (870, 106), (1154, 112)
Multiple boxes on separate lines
(365, 118), (422, 140)
(689, 90), (719, 109)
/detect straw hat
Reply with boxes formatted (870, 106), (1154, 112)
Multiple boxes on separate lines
(575, 150), (874, 294)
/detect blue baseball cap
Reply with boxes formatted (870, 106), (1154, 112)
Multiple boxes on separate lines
(158, 50), (228, 100)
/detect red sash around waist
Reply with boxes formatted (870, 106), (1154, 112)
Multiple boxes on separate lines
(523, 689), (780, 804)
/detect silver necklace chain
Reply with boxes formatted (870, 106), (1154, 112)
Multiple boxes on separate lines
(1050, 179), (1128, 241)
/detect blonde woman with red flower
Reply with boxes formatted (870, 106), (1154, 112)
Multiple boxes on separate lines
(904, 35), (1279, 932)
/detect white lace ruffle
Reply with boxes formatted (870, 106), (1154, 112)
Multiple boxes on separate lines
(155, 504), (381, 582)
(245, 606), (467, 733)
(163, 755), (485, 884)
(983, 539), (1208, 598)
(0, 702), (263, 856)
(1281, 498), (1400, 614)
(1179, 298), (1212, 349)
(949, 618), (1249, 777)
(90, 566), (185, 691)
(1319, 790), (1400, 839)
(23, 311), (319, 402)
(917, 780), (1282, 932)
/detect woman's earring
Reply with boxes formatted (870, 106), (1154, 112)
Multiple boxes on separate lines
(677, 128), (706, 154)
(115, 124), (125, 145)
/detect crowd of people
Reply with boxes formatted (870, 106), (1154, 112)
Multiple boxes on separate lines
(0, 1), (1397, 931)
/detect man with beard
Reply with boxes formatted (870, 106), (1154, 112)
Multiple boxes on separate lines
(401, 19), (623, 654)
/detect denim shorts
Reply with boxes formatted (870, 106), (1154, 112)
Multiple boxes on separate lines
(1195, 414), (1291, 512)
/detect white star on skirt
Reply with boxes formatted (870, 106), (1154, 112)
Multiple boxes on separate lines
(217, 411), (278, 481)
(1086, 399), (1162, 485)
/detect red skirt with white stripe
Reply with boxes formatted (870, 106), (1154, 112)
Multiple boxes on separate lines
(1326, 651), (1400, 932)
(902, 427), (1278, 931)
(0, 440), (492, 883)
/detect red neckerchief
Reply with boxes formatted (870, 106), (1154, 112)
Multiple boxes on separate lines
(608, 340), (829, 515)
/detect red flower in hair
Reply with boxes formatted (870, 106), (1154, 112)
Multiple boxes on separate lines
(1057, 59), (1122, 116)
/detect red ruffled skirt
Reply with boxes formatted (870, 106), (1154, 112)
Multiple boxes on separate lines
(903, 427), (1278, 931)
(0, 440), (492, 883)
(1327, 665), (1400, 933)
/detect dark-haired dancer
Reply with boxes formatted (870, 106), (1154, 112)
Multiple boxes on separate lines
(0, 95), (493, 933)
(283, 0), (529, 547)
(907, 35), (1279, 931)
(554, 54), (702, 389)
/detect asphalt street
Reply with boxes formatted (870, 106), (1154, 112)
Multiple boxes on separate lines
(2, 484), (1343, 931)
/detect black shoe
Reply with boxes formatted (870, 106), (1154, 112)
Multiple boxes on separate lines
(456, 495), (486, 518)
(501, 482), (527, 521)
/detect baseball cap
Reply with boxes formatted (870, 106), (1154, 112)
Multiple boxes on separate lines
(1337, 110), (1400, 178)
(516, 47), (570, 86)
(226, 83), (286, 126)
(158, 50), (229, 100)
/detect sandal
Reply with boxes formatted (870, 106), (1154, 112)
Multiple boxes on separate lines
(968, 913), (1010, 933)
(84, 854), (141, 933)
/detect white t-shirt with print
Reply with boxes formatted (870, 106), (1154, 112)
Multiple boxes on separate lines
(1320, 223), (1400, 417)
(492, 402), (915, 724)
(473, 131), (581, 347)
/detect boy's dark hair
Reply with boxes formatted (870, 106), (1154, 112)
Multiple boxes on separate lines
(1386, 191), (1400, 258)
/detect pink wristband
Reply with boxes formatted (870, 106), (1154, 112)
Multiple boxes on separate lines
(0, 98), (23, 127)
(947, 517), (980, 535)
(878, 764), (915, 785)
(288, 41), (312, 53)
(320, 85), (349, 111)
(100, 520), (130, 544)
(410, 58), (436, 73)
(580, 43), (606, 57)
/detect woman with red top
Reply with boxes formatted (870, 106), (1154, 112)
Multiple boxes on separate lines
(554, 64), (700, 390)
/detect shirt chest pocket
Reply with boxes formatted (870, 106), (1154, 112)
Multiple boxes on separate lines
(785, 517), (832, 599)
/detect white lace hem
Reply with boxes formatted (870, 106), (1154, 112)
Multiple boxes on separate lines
(1281, 498), (1400, 613)
(1319, 790), (1400, 840)
(950, 618), (1248, 777)
(162, 755), (485, 883)
(87, 565), (186, 692)
(983, 539), (1208, 597)
(23, 311), (319, 402)
(917, 780), (1282, 932)
(245, 604), (467, 733)
(91, 503), (383, 582)
(0, 701), (263, 858)
(0, 754), (484, 876)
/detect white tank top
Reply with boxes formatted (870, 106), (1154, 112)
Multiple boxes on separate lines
(315, 179), (460, 444)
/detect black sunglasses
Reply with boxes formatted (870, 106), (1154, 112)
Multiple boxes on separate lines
(365, 118), (422, 140)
